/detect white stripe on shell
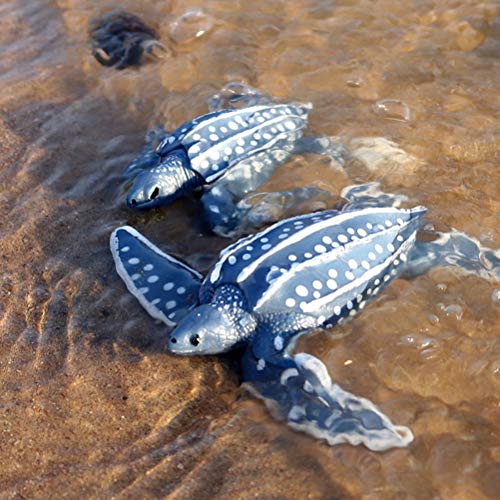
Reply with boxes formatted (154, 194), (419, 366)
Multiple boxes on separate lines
(254, 223), (417, 311)
(183, 106), (268, 142)
(298, 234), (416, 314)
(184, 104), (305, 145)
(191, 113), (309, 182)
(208, 209), (334, 284)
(209, 206), (415, 285)
(110, 226), (202, 327)
(237, 207), (420, 285)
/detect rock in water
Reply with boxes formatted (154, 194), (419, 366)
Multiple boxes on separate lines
(89, 11), (166, 69)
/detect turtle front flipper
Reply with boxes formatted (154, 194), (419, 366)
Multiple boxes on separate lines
(122, 126), (170, 181)
(110, 226), (202, 326)
(201, 148), (335, 238)
(200, 149), (284, 237)
(200, 185), (243, 237)
(242, 321), (413, 451)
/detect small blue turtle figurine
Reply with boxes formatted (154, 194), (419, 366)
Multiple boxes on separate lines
(110, 205), (427, 451)
(122, 102), (344, 236)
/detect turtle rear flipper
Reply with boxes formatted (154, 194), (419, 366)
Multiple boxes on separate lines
(110, 226), (202, 326)
(243, 321), (413, 451)
(404, 230), (500, 281)
(290, 353), (413, 451)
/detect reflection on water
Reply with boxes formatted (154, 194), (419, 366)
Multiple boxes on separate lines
(0, 0), (498, 497)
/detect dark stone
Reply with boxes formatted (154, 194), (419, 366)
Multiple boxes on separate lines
(89, 11), (160, 69)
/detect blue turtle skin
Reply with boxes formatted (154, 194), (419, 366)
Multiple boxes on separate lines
(123, 103), (344, 235)
(122, 126), (170, 182)
(110, 206), (427, 451)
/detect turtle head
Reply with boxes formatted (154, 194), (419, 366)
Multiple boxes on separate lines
(127, 151), (200, 209)
(167, 305), (241, 355)
(167, 286), (257, 355)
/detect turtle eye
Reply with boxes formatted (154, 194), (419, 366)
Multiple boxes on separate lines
(190, 334), (200, 346)
(150, 186), (160, 200)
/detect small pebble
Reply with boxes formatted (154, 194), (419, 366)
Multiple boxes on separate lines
(346, 77), (363, 88)
(373, 99), (412, 122)
(348, 138), (420, 177)
(451, 21), (485, 51)
(443, 94), (472, 112)
(490, 360), (500, 376)
(89, 11), (164, 69)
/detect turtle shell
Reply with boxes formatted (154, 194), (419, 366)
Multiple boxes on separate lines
(201, 206), (426, 320)
(156, 103), (312, 184)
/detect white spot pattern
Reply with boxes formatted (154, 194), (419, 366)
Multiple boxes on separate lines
(327, 279), (337, 289)
(274, 336), (284, 351)
(313, 280), (323, 290)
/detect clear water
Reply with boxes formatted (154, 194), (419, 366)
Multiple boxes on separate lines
(0, 0), (498, 497)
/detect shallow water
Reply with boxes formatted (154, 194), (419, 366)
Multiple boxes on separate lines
(0, 0), (499, 498)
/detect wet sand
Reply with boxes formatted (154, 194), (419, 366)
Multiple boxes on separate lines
(0, 0), (499, 498)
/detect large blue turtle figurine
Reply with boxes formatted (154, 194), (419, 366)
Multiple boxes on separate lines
(122, 102), (344, 236)
(110, 205), (428, 451)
